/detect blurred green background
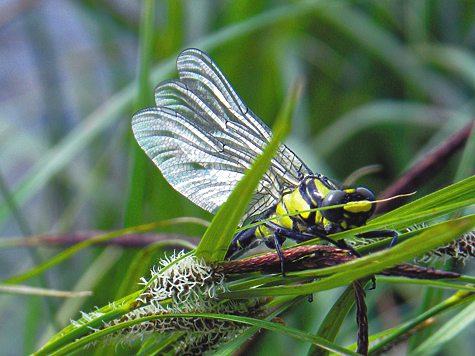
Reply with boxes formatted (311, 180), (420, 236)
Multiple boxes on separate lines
(1, 1), (475, 355)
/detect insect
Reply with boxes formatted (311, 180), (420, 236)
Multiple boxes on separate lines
(132, 48), (397, 270)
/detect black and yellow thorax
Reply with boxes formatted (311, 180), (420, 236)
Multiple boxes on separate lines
(256, 174), (376, 239)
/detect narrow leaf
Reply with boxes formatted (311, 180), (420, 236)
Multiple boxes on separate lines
(196, 81), (303, 262)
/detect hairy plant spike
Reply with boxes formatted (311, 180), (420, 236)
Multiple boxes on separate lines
(71, 251), (269, 353)
(409, 224), (475, 263)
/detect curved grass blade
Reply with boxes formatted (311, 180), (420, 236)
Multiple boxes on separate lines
(367, 289), (475, 355)
(221, 215), (475, 298)
(410, 298), (475, 356)
(372, 175), (475, 226)
(213, 295), (307, 356)
(34, 292), (142, 356)
(38, 313), (362, 356)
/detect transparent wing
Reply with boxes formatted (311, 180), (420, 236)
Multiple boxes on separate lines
(132, 48), (312, 224)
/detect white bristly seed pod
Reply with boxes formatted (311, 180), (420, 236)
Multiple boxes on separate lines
(71, 251), (269, 354)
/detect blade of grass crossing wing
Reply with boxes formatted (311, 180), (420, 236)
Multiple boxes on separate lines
(195, 82), (303, 262)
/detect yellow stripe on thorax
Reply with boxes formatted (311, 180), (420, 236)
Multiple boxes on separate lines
(283, 190), (310, 219)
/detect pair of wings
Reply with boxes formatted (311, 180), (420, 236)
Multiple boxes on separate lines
(131, 48), (312, 225)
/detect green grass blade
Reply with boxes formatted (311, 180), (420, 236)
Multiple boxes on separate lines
(372, 175), (475, 225)
(221, 215), (475, 298)
(123, 0), (156, 228)
(196, 82), (302, 262)
(411, 298), (475, 356)
(39, 312), (361, 356)
(367, 290), (475, 355)
(214, 295), (307, 356)
(137, 333), (182, 356)
(310, 278), (371, 356)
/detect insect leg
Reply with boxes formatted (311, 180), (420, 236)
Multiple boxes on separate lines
(355, 229), (399, 290)
(264, 224), (351, 276)
(356, 230), (399, 247)
(272, 232), (286, 277)
(272, 226), (361, 257)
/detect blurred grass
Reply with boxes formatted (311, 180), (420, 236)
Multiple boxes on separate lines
(1, 1), (475, 355)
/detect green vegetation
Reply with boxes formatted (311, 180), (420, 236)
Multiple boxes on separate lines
(2, 1), (475, 355)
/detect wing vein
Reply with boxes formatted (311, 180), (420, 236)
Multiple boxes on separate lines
(132, 48), (312, 223)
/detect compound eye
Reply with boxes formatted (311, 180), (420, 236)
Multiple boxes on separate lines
(321, 190), (346, 223)
(355, 187), (376, 201)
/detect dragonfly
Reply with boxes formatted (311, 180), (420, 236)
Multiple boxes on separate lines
(132, 48), (397, 272)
